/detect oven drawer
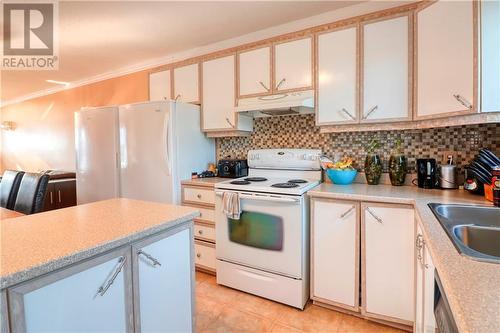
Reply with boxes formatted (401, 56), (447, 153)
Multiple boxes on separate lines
(183, 187), (215, 206)
(195, 240), (216, 271)
(217, 260), (307, 309)
(194, 223), (216, 242)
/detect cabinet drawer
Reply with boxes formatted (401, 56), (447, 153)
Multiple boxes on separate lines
(195, 206), (215, 223)
(194, 223), (215, 242)
(194, 241), (216, 271)
(183, 187), (215, 206)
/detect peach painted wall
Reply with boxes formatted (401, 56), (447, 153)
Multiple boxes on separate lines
(0, 71), (149, 173)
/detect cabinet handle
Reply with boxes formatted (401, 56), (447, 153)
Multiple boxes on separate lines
(363, 105), (378, 119)
(453, 94), (472, 110)
(340, 205), (355, 219)
(275, 78), (286, 90)
(198, 229), (203, 235)
(196, 253), (201, 258)
(340, 108), (356, 120)
(415, 234), (429, 268)
(95, 256), (126, 298)
(365, 207), (383, 223)
(259, 81), (270, 92)
(197, 194), (202, 199)
(175, 94), (181, 102)
(137, 250), (162, 267)
(58, 190), (61, 203)
(225, 117), (235, 128)
(50, 191), (53, 205)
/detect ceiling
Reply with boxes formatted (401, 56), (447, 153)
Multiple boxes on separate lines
(1, 1), (361, 104)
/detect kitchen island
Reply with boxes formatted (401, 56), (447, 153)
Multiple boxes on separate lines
(0, 198), (199, 332)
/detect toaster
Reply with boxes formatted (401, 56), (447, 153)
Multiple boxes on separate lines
(217, 159), (248, 178)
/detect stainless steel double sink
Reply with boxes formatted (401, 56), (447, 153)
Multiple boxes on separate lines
(428, 203), (500, 264)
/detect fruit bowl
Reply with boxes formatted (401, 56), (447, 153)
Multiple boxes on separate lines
(326, 168), (358, 185)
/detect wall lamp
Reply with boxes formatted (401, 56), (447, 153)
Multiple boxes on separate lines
(1, 121), (16, 131)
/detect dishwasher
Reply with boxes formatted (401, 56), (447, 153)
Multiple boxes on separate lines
(434, 271), (458, 333)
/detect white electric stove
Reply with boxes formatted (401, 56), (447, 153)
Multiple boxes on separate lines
(214, 149), (322, 309)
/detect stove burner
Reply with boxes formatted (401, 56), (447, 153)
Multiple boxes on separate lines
(288, 179), (308, 184)
(244, 177), (268, 182)
(230, 180), (251, 185)
(271, 182), (299, 188)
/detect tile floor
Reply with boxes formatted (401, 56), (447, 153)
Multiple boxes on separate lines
(195, 272), (405, 333)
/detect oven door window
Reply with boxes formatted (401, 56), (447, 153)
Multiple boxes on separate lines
(228, 211), (283, 251)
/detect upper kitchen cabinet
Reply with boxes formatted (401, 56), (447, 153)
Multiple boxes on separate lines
(149, 69), (172, 101)
(480, 1), (500, 113)
(362, 14), (411, 122)
(202, 55), (253, 133)
(316, 26), (358, 125)
(173, 63), (200, 104)
(238, 46), (271, 97)
(274, 37), (313, 92)
(416, 1), (476, 119)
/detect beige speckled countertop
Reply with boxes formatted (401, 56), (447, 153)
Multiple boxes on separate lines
(0, 198), (199, 289)
(308, 184), (499, 333)
(181, 177), (226, 188)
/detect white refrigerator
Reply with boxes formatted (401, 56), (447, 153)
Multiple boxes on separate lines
(75, 101), (215, 205)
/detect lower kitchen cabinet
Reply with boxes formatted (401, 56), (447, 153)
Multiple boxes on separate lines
(362, 203), (415, 325)
(311, 198), (359, 310)
(415, 222), (436, 333)
(132, 228), (193, 333)
(9, 247), (133, 332)
(7, 225), (193, 333)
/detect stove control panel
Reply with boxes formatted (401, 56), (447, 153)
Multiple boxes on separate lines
(248, 149), (321, 170)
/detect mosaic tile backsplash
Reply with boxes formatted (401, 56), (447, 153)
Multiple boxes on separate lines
(216, 114), (500, 174)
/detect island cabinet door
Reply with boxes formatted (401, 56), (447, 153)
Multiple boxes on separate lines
(132, 225), (193, 333)
(311, 198), (359, 311)
(8, 247), (133, 333)
(361, 203), (415, 326)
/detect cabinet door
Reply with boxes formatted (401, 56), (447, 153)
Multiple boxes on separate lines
(415, 224), (425, 333)
(202, 55), (237, 131)
(274, 37), (313, 91)
(149, 70), (172, 101)
(133, 227), (193, 333)
(362, 204), (414, 324)
(311, 198), (359, 310)
(1, 291), (8, 333)
(416, 1), (475, 118)
(42, 183), (56, 212)
(317, 26), (358, 125)
(9, 248), (133, 333)
(238, 46), (271, 97)
(480, 1), (500, 112)
(362, 15), (410, 122)
(173, 63), (199, 103)
(55, 179), (77, 209)
(422, 233), (436, 333)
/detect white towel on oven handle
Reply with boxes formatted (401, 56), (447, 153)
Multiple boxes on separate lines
(222, 191), (241, 220)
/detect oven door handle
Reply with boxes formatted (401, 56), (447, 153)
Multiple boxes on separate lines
(215, 191), (300, 204)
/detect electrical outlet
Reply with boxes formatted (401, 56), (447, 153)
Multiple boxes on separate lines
(442, 151), (458, 165)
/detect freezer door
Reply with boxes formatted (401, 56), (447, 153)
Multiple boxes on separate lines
(75, 107), (120, 204)
(119, 102), (174, 203)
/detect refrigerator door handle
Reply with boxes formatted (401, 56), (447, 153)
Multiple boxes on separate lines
(162, 111), (172, 175)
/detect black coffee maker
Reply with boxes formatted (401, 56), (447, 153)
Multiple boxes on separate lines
(417, 158), (438, 189)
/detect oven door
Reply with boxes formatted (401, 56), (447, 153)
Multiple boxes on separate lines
(215, 190), (305, 278)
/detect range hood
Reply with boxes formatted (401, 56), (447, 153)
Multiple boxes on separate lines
(235, 90), (314, 117)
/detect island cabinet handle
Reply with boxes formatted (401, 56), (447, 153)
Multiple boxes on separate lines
(95, 256), (126, 298)
(339, 206), (355, 219)
(137, 250), (162, 267)
(50, 191), (53, 205)
(365, 207), (383, 224)
(58, 190), (62, 203)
